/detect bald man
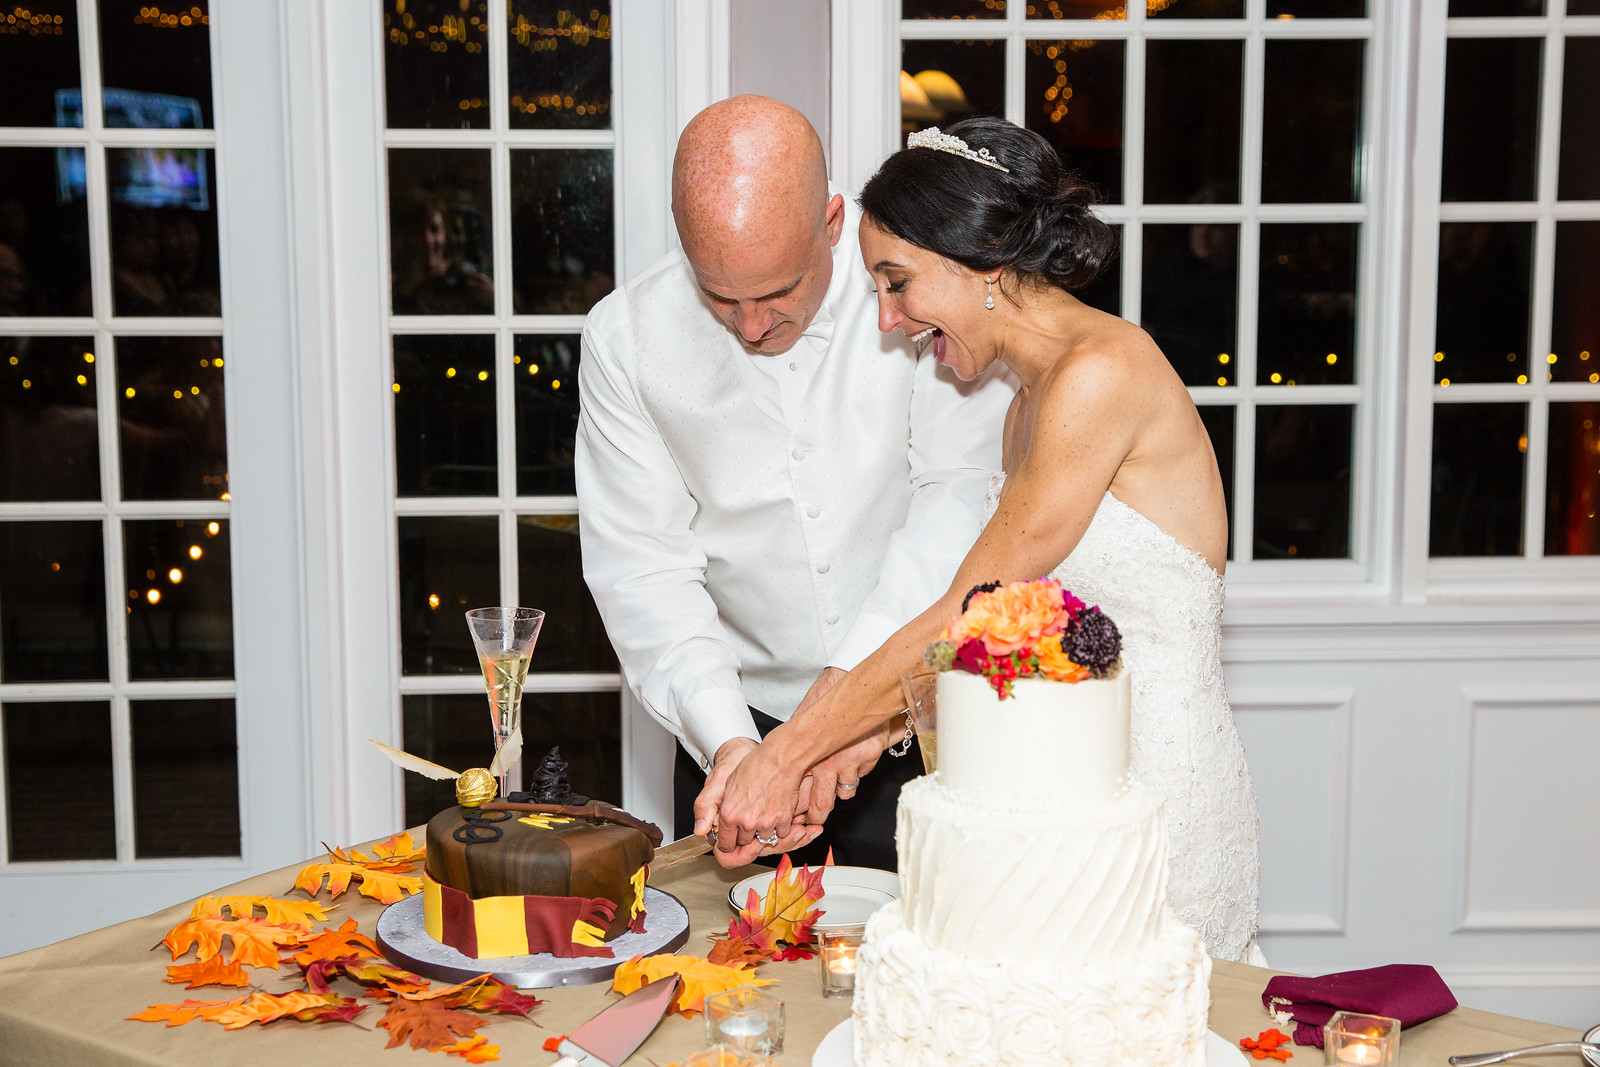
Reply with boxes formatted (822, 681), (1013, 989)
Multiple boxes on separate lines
(574, 97), (1012, 869)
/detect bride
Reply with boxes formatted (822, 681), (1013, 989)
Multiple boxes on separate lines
(699, 116), (1262, 963)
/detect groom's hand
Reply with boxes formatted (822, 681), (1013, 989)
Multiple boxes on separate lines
(693, 737), (757, 837)
(803, 724), (890, 826)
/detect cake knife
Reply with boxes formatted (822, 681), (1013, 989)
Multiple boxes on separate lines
(647, 832), (714, 876)
(549, 974), (680, 1067)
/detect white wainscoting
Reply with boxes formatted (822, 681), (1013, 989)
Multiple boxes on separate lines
(1230, 616), (1600, 1029)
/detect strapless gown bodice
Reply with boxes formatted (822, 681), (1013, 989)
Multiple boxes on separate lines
(984, 473), (1262, 962)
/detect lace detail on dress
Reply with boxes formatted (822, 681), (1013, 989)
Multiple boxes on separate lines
(983, 474), (1262, 962)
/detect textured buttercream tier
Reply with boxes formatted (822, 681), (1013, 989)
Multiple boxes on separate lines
(853, 899), (1211, 1067)
(936, 669), (1131, 809)
(897, 775), (1168, 965)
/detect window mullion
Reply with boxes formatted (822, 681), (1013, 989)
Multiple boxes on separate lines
(110, 694), (133, 862)
(1122, 16), (1147, 324)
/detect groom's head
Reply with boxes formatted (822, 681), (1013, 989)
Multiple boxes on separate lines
(673, 95), (844, 355)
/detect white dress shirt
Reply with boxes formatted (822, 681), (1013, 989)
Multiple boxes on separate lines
(575, 196), (1013, 769)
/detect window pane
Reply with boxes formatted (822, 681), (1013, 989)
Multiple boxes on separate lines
(1257, 224), (1358, 387)
(132, 698), (238, 857)
(1557, 37), (1600, 202)
(403, 689), (622, 826)
(1075, 224), (1122, 317)
(1254, 404), (1352, 560)
(1023, 0), (1124, 15)
(393, 333), (497, 497)
(1144, 41), (1242, 205)
(4, 701), (115, 860)
(1268, 0), (1364, 17)
(124, 518), (233, 679)
(904, 0), (1006, 17)
(0, 147), (91, 317)
(1448, 0), (1542, 14)
(1430, 403), (1526, 557)
(1149, 0), (1241, 17)
(510, 149), (614, 315)
(389, 148), (495, 315)
(1142, 222), (1238, 386)
(514, 333), (579, 495)
(0, 1), (81, 127)
(1024, 39), (1125, 204)
(517, 515), (617, 673)
(1551, 221), (1600, 384)
(901, 40), (1006, 136)
(0, 336), (99, 501)
(117, 335), (228, 500)
(1434, 222), (1533, 384)
(1198, 406), (1235, 561)
(1545, 402), (1600, 557)
(1262, 40), (1363, 205)
(398, 515), (498, 676)
(383, 0), (490, 130)
(1569, 0), (1600, 14)
(0, 521), (107, 682)
(98, 0), (213, 128)
(106, 148), (221, 316)
(508, 1), (612, 130)
(1441, 39), (1541, 203)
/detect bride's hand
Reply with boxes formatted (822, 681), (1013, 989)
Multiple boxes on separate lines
(710, 737), (810, 868)
(801, 721), (894, 825)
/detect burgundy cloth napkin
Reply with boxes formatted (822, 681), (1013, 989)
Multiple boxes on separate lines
(1261, 964), (1459, 1048)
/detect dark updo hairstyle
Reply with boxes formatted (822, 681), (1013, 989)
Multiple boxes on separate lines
(858, 116), (1116, 296)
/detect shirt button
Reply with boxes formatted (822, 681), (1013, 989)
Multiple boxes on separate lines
(806, 505), (820, 518)
(789, 361), (798, 371)
(826, 613), (840, 625)
(792, 447), (805, 461)
(817, 561), (830, 574)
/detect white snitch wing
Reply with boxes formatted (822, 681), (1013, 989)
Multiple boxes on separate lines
(368, 738), (460, 780)
(488, 724), (522, 778)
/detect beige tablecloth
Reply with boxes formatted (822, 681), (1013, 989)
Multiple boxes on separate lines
(0, 841), (1581, 1065)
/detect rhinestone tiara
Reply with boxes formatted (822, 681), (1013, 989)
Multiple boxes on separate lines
(906, 126), (1010, 173)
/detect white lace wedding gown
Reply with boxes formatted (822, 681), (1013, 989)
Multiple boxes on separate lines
(985, 474), (1264, 963)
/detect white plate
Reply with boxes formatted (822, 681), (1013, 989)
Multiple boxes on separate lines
(727, 865), (899, 930)
(812, 1021), (1247, 1065)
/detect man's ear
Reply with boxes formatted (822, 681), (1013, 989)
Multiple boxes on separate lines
(824, 193), (846, 247)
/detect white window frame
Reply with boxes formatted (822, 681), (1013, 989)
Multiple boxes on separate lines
(0, 0), (314, 948)
(1402, 0), (1600, 601)
(303, 0), (680, 844)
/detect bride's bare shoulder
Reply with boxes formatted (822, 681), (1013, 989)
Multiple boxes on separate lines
(1041, 315), (1171, 407)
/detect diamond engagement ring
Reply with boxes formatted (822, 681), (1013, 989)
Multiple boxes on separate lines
(755, 831), (780, 847)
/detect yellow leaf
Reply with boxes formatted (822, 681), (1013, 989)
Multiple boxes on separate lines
(612, 953), (770, 1017)
(190, 894), (331, 930)
(294, 859), (421, 904)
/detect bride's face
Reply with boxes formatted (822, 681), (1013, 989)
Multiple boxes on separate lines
(860, 216), (995, 381)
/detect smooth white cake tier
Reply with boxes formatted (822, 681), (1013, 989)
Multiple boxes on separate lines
(853, 899), (1211, 1067)
(936, 669), (1131, 809)
(897, 775), (1168, 966)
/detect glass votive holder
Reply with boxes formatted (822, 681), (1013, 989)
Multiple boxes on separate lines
(703, 985), (783, 1056)
(679, 1047), (771, 1067)
(818, 929), (862, 998)
(1324, 1011), (1400, 1066)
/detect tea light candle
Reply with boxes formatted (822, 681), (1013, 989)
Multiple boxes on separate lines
(717, 1015), (768, 1040)
(1334, 1043), (1382, 1066)
(1323, 1011), (1399, 1067)
(819, 930), (863, 997)
(703, 985), (783, 1055)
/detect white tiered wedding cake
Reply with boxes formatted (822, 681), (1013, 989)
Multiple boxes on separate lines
(852, 581), (1211, 1066)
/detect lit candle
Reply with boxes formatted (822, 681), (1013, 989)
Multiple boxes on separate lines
(716, 1015), (768, 1041)
(1335, 1043), (1382, 1066)
(826, 947), (858, 975)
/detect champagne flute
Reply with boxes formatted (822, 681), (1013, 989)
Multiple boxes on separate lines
(900, 666), (938, 774)
(465, 606), (545, 799)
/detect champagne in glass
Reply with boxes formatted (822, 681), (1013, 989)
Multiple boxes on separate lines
(900, 667), (938, 775)
(465, 607), (545, 799)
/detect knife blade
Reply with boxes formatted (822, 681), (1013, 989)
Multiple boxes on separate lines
(551, 974), (681, 1067)
(648, 833), (713, 877)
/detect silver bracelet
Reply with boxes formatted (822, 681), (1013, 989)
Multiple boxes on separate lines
(886, 710), (915, 757)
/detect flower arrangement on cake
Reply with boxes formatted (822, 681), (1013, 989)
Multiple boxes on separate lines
(924, 577), (1122, 697)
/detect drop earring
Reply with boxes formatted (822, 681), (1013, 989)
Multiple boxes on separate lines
(985, 276), (995, 310)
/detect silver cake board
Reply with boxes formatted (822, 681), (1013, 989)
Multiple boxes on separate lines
(376, 885), (690, 989)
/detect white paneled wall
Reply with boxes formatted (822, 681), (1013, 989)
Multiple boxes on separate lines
(1230, 613), (1600, 1028)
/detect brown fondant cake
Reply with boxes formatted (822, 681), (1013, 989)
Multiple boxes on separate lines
(422, 782), (662, 960)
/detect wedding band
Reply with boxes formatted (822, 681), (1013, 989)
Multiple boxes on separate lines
(837, 780), (859, 793)
(755, 831), (780, 846)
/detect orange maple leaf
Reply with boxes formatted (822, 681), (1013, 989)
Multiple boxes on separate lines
(165, 957), (251, 989)
(441, 1034), (501, 1063)
(368, 831), (426, 867)
(293, 852), (422, 904)
(127, 997), (243, 1027)
(707, 853), (826, 964)
(612, 953), (771, 1018)
(210, 990), (366, 1029)
(189, 894), (331, 930)
(400, 974), (540, 1015)
(287, 917), (383, 967)
(162, 916), (304, 969)
(377, 998), (485, 1051)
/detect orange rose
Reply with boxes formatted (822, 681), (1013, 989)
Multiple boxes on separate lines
(1035, 633), (1090, 683)
(982, 580), (1068, 653)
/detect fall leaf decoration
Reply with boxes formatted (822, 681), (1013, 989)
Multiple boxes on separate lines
(707, 853), (825, 966)
(286, 917), (383, 967)
(129, 991), (365, 1030)
(165, 957), (251, 989)
(612, 953), (771, 1018)
(162, 915), (306, 970)
(1241, 1028), (1295, 1061)
(302, 954), (429, 996)
(191, 894), (332, 928)
(129, 998), (239, 1027)
(292, 839), (424, 905)
(378, 999), (488, 1053)
(440, 1035), (501, 1063)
